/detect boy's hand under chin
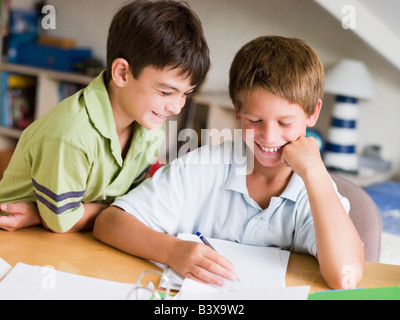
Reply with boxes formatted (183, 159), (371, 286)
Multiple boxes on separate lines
(280, 136), (326, 179)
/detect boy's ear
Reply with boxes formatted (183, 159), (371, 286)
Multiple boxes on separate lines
(306, 99), (322, 128)
(234, 107), (241, 121)
(111, 58), (130, 88)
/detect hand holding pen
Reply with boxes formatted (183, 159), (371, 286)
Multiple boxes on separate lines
(168, 233), (238, 286)
(196, 232), (240, 281)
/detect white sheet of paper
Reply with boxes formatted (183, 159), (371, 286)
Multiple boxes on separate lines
(177, 278), (310, 300)
(0, 262), (144, 300)
(162, 233), (290, 290)
(0, 257), (12, 281)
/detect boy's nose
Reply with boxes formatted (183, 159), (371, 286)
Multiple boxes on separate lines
(260, 123), (277, 141)
(167, 96), (186, 115)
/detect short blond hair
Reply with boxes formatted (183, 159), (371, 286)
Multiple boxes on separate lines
(229, 36), (324, 116)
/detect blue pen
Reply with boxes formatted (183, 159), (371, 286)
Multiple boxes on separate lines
(196, 231), (240, 281)
(196, 231), (217, 251)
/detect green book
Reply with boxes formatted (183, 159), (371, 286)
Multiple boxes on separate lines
(308, 285), (400, 300)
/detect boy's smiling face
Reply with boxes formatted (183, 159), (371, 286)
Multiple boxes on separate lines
(117, 65), (195, 130)
(235, 89), (320, 168)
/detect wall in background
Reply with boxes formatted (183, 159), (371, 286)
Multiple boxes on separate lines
(9, 0), (400, 173)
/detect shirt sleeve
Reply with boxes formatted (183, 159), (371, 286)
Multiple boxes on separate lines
(293, 180), (350, 257)
(112, 160), (185, 235)
(26, 139), (90, 233)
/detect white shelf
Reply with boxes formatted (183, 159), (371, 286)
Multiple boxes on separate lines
(0, 62), (95, 141)
(0, 62), (93, 85)
(0, 126), (21, 139)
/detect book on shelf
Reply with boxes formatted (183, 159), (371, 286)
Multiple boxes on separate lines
(0, 71), (86, 132)
(0, 72), (36, 130)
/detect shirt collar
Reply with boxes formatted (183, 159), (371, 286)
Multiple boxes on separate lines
(84, 71), (113, 138)
(224, 139), (251, 195)
(84, 71), (123, 163)
(279, 172), (304, 202)
(83, 71), (164, 166)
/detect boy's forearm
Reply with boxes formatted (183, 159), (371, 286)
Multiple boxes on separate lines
(93, 206), (177, 265)
(70, 202), (108, 232)
(93, 206), (238, 286)
(302, 168), (365, 289)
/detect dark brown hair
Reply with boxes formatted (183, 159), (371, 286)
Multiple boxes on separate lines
(105, 0), (210, 86)
(229, 35), (324, 116)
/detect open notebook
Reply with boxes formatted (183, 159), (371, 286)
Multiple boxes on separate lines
(0, 262), (149, 300)
(161, 233), (291, 291)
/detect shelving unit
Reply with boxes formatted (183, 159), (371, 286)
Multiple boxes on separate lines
(0, 0), (96, 145)
(0, 62), (94, 140)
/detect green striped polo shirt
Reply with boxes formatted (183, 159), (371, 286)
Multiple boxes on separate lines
(0, 71), (165, 232)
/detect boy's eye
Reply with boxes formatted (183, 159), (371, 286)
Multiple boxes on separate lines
(279, 122), (292, 127)
(161, 91), (172, 96)
(248, 119), (261, 124)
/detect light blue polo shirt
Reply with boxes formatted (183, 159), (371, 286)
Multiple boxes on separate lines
(113, 139), (350, 257)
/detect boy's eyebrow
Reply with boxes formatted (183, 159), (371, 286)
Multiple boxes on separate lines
(243, 112), (297, 120)
(242, 111), (261, 117)
(278, 115), (297, 120)
(156, 83), (196, 93)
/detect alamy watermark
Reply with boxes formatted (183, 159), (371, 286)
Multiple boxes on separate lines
(41, 5), (56, 30)
(146, 121), (254, 175)
(41, 265), (56, 290)
(39, 4), (357, 34)
(341, 5), (356, 30)
(341, 264), (357, 289)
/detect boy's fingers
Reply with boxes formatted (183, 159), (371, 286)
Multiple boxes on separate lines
(0, 203), (22, 213)
(198, 248), (238, 283)
(0, 202), (40, 231)
(0, 203), (7, 212)
(187, 266), (225, 287)
(1, 202), (19, 213)
(205, 246), (236, 273)
(0, 213), (22, 231)
(173, 241), (238, 286)
(0, 202), (36, 214)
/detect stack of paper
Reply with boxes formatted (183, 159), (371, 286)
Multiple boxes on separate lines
(0, 257), (12, 281)
(178, 278), (310, 300)
(0, 262), (153, 300)
(161, 233), (291, 291)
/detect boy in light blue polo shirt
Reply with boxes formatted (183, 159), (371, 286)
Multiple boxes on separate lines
(94, 36), (364, 289)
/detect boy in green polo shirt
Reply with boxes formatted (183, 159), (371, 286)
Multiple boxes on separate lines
(0, 0), (209, 233)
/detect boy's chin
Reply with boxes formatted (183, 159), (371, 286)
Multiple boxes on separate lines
(254, 155), (282, 168)
(148, 124), (164, 131)
(139, 121), (164, 131)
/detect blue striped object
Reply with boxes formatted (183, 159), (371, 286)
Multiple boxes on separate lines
(323, 95), (359, 173)
(325, 143), (356, 154)
(32, 178), (85, 215)
(336, 96), (357, 103)
(331, 118), (356, 129)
